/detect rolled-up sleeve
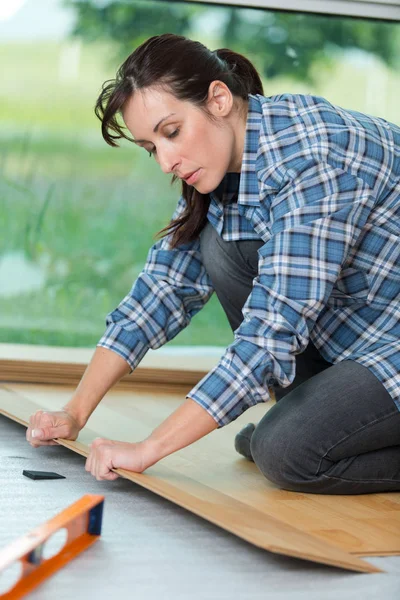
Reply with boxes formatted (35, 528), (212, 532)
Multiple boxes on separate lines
(98, 196), (214, 370)
(189, 159), (375, 426)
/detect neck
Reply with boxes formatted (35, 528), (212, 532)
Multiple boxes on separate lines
(230, 99), (248, 173)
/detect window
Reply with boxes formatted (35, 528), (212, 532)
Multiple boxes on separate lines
(1, 0), (398, 349)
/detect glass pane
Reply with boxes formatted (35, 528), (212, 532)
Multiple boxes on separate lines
(1, 0), (399, 348)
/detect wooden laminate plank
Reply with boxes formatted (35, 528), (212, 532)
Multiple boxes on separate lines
(5, 383), (400, 554)
(8, 384), (398, 557)
(0, 384), (384, 573)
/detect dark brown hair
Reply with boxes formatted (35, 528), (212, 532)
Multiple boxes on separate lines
(95, 33), (263, 248)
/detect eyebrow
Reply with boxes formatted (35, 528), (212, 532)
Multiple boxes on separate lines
(134, 113), (176, 143)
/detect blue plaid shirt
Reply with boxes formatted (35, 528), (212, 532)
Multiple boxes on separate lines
(98, 94), (400, 426)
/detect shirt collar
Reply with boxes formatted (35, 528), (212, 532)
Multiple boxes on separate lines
(209, 172), (240, 206)
(238, 94), (263, 207)
(209, 95), (262, 209)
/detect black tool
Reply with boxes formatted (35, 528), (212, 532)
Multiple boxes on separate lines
(22, 470), (66, 480)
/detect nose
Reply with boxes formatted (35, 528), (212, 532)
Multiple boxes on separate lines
(157, 146), (180, 175)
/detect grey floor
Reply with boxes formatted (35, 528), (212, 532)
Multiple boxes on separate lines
(1, 415), (400, 600)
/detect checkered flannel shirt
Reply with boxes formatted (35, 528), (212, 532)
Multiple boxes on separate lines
(98, 94), (400, 426)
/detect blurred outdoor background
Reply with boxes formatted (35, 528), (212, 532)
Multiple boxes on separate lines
(0, 0), (399, 349)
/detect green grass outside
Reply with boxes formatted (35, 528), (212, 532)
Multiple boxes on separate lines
(0, 39), (398, 349)
(0, 131), (234, 347)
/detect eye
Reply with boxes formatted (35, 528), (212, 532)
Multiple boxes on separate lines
(167, 128), (180, 139)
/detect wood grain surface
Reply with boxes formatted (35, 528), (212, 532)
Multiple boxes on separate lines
(2, 382), (399, 573)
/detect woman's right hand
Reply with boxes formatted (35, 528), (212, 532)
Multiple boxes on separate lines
(26, 409), (81, 447)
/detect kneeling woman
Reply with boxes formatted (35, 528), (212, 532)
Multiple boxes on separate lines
(27, 34), (400, 494)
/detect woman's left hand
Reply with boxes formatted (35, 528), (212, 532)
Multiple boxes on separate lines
(85, 438), (154, 481)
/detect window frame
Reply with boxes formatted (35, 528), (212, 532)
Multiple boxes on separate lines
(183, 0), (400, 21)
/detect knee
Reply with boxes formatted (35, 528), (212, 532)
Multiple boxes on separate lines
(250, 420), (315, 491)
(250, 424), (290, 488)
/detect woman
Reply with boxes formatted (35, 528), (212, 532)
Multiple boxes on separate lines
(27, 34), (400, 494)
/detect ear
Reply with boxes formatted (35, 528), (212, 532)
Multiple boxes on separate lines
(206, 80), (233, 118)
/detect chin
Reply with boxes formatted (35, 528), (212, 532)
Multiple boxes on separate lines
(194, 175), (225, 195)
(193, 183), (210, 194)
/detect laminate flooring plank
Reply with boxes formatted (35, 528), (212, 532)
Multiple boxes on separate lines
(4, 414), (400, 600)
(1, 383), (395, 572)
(9, 383), (398, 557)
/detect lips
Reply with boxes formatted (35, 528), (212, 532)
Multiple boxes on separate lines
(182, 169), (201, 185)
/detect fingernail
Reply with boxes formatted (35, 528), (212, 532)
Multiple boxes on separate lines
(32, 430), (39, 439)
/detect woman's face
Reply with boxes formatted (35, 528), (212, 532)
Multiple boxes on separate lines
(122, 83), (246, 194)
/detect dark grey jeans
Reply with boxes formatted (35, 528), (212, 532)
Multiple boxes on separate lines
(200, 221), (400, 494)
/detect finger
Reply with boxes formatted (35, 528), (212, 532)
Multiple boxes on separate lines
(103, 472), (119, 481)
(31, 424), (67, 442)
(97, 471), (119, 481)
(32, 410), (44, 429)
(94, 455), (101, 479)
(95, 451), (109, 480)
(93, 459), (101, 480)
(31, 412), (60, 440)
(26, 425), (38, 443)
(90, 438), (105, 449)
(85, 452), (93, 472)
(29, 439), (60, 448)
(96, 466), (115, 481)
(31, 428), (47, 441)
(88, 450), (98, 475)
(26, 426), (42, 446)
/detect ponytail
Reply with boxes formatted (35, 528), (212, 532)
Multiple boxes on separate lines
(213, 48), (264, 98)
